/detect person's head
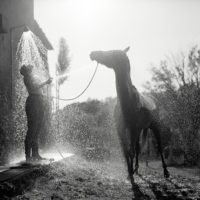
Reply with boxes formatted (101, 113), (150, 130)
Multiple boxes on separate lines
(20, 64), (33, 76)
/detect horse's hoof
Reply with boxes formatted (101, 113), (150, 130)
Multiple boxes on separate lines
(127, 175), (134, 186)
(130, 178), (135, 187)
(133, 167), (139, 175)
(164, 169), (170, 178)
(131, 181), (138, 190)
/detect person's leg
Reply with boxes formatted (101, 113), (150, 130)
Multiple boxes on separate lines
(25, 134), (31, 161)
(32, 98), (46, 160)
(25, 96), (38, 161)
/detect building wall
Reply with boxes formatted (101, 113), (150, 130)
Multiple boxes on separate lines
(0, 30), (10, 96)
(0, 0), (34, 106)
(0, 0), (34, 29)
(0, 1), (53, 163)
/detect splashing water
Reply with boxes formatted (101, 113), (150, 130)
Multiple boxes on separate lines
(9, 151), (74, 164)
(16, 30), (50, 82)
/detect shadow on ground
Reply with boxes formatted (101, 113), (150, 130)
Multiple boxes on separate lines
(4, 156), (199, 200)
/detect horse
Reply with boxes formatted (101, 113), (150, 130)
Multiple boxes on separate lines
(90, 47), (170, 188)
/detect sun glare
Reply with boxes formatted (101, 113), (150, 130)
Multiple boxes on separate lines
(65, 0), (116, 34)
(35, 0), (200, 103)
(67, 0), (97, 20)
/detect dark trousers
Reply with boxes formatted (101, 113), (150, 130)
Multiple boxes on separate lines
(25, 94), (46, 158)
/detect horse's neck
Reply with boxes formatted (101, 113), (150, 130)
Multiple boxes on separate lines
(115, 68), (139, 115)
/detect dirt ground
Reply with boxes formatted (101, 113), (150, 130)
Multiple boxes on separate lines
(14, 155), (200, 200)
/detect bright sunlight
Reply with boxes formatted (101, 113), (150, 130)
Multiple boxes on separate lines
(35, 0), (200, 107)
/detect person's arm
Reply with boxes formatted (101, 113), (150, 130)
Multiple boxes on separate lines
(36, 77), (52, 89)
(24, 77), (52, 93)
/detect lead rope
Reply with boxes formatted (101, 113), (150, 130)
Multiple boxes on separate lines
(52, 62), (99, 101)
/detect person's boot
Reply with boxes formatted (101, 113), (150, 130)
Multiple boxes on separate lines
(26, 156), (33, 163)
(34, 154), (46, 161)
(32, 144), (46, 161)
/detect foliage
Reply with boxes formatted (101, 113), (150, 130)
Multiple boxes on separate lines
(52, 98), (118, 160)
(146, 46), (200, 165)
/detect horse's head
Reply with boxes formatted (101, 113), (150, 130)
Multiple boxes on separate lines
(90, 47), (130, 73)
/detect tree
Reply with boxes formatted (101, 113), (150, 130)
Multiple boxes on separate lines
(55, 38), (70, 138)
(56, 37), (70, 85)
(147, 46), (200, 165)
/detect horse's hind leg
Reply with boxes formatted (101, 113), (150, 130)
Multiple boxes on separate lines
(150, 122), (170, 178)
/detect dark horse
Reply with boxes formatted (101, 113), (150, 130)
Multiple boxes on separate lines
(90, 47), (170, 187)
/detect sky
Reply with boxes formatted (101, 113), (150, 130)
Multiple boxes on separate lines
(34, 0), (200, 108)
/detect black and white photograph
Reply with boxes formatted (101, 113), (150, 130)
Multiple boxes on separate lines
(0, 0), (200, 199)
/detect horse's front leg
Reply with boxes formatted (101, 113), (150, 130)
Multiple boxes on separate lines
(124, 150), (134, 186)
(120, 128), (134, 183)
(116, 122), (134, 185)
(130, 128), (141, 175)
(128, 145), (135, 176)
(133, 139), (140, 174)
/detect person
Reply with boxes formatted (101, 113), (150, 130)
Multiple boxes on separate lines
(20, 64), (52, 162)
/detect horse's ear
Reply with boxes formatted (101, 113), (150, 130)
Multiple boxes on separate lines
(123, 46), (130, 53)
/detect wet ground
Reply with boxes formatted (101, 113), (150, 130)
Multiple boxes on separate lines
(12, 155), (200, 200)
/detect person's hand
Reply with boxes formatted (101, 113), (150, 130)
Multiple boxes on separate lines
(46, 77), (53, 84)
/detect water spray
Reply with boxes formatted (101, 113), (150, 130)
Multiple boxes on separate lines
(16, 30), (99, 161)
(16, 30), (50, 83)
(52, 62), (99, 101)
(55, 73), (68, 81)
